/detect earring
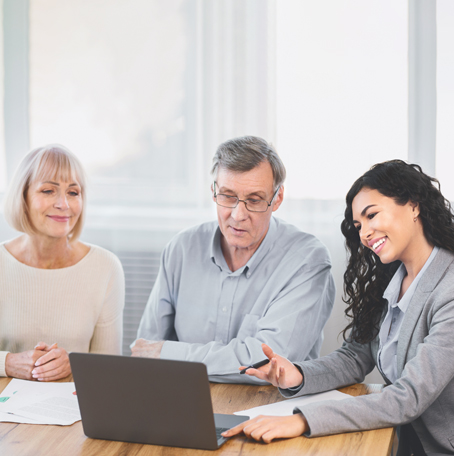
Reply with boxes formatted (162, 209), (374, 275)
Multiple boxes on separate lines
(413, 217), (417, 222)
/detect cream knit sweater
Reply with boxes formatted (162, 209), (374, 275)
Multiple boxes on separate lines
(0, 242), (125, 377)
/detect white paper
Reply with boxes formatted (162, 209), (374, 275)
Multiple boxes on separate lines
(0, 379), (80, 425)
(234, 389), (350, 419)
(0, 412), (41, 424)
(0, 379), (41, 423)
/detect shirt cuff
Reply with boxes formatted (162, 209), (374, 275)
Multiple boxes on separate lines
(0, 351), (10, 377)
(160, 341), (190, 360)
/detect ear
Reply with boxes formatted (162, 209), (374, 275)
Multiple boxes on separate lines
(211, 183), (215, 202)
(271, 186), (284, 212)
(409, 201), (420, 219)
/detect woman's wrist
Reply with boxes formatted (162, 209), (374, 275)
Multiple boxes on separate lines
(295, 413), (309, 435)
(1, 351), (10, 377)
(296, 369), (304, 387)
(287, 364), (304, 390)
(4, 352), (14, 377)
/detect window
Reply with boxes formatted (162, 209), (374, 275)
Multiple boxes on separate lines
(276, 0), (408, 200)
(28, 0), (275, 213)
(30, 0), (198, 206)
(436, 0), (454, 200)
(0, 1), (7, 192)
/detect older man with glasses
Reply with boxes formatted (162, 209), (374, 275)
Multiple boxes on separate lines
(132, 136), (335, 383)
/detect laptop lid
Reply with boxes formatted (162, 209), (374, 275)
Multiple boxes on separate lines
(69, 353), (248, 450)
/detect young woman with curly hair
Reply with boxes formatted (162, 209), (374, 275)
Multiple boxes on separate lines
(224, 160), (454, 456)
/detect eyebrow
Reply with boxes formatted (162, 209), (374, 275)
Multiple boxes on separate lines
(352, 204), (377, 224)
(217, 187), (267, 198)
(42, 181), (79, 187)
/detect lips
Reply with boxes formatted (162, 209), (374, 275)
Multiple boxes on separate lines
(368, 236), (387, 253)
(229, 226), (247, 235)
(47, 215), (70, 223)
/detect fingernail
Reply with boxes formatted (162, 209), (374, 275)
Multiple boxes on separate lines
(32, 369), (36, 375)
(32, 374), (38, 378)
(38, 378), (43, 381)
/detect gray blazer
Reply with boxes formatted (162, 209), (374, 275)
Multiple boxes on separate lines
(287, 248), (454, 455)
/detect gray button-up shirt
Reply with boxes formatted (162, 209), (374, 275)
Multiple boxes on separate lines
(137, 217), (335, 383)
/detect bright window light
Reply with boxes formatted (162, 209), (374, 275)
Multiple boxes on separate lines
(436, 0), (454, 200)
(275, 0), (408, 200)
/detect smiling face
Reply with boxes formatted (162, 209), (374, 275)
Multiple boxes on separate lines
(26, 178), (83, 240)
(351, 188), (425, 264)
(214, 160), (283, 256)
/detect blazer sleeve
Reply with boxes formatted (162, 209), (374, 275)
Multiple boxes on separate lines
(292, 295), (454, 437)
(281, 337), (378, 398)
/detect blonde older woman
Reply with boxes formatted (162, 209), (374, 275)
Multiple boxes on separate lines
(0, 145), (124, 381)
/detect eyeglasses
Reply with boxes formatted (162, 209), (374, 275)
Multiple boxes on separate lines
(213, 182), (280, 213)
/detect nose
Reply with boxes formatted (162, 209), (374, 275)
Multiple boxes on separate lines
(54, 193), (69, 210)
(230, 200), (249, 221)
(359, 221), (373, 244)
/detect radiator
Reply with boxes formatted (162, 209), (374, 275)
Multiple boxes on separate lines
(116, 250), (161, 355)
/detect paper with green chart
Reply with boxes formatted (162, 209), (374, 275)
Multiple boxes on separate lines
(0, 379), (81, 425)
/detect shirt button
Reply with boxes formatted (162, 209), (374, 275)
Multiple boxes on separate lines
(222, 307), (227, 312)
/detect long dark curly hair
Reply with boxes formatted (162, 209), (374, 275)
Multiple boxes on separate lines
(341, 160), (454, 344)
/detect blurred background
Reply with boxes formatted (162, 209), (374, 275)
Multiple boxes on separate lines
(0, 0), (452, 381)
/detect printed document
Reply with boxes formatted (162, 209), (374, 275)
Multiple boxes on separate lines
(0, 379), (80, 425)
(235, 389), (350, 419)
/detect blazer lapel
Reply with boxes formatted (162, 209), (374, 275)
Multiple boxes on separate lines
(396, 249), (454, 376)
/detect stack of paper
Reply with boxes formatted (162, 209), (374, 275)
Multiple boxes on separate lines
(0, 379), (81, 425)
(234, 389), (350, 419)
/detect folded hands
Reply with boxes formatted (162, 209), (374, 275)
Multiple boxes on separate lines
(5, 341), (71, 381)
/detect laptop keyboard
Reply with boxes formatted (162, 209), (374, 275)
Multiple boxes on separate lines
(216, 427), (230, 441)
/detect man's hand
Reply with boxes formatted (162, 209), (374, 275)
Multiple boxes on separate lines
(31, 342), (71, 381)
(131, 339), (164, 358)
(239, 344), (303, 389)
(222, 413), (308, 443)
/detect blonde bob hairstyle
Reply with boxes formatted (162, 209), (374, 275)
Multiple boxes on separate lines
(3, 144), (87, 242)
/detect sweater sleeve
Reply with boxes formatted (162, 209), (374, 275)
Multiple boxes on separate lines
(0, 351), (10, 377)
(89, 253), (125, 355)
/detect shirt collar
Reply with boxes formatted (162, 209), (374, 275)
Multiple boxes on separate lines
(383, 246), (439, 313)
(210, 217), (278, 277)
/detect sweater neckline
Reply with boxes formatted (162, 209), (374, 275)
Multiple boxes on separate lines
(0, 242), (94, 271)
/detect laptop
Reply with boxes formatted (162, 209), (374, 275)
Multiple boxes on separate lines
(69, 353), (249, 450)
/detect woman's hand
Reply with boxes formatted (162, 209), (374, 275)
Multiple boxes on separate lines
(5, 348), (48, 380)
(240, 344), (304, 389)
(31, 342), (71, 381)
(222, 413), (308, 443)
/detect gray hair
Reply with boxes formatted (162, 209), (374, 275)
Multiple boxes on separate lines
(3, 144), (87, 242)
(211, 136), (286, 190)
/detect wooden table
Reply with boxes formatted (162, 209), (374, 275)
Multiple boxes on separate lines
(0, 377), (394, 456)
